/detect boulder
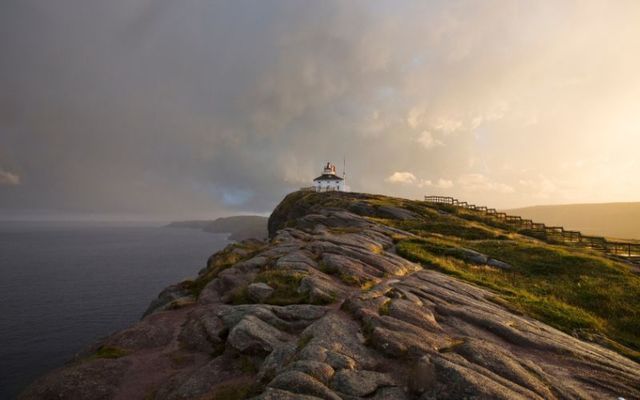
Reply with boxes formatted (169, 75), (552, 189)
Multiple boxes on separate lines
(287, 360), (335, 384)
(276, 250), (318, 271)
(376, 206), (418, 220)
(330, 370), (396, 397)
(143, 283), (193, 317)
(487, 258), (513, 270)
(227, 315), (289, 356)
(258, 344), (297, 383)
(298, 275), (342, 304)
(457, 248), (489, 264)
(253, 388), (323, 400)
(20, 359), (130, 400)
(105, 312), (177, 350)
(248, 282), (275, 303)
(268, 371), (341, 400)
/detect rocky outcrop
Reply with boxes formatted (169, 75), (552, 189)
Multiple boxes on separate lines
(22, 191), (640, 400)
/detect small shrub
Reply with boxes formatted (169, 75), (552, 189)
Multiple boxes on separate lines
(186, 242), (263, 298)
(339, 273), (360, 286)
(309, 290), (338, 305)
(378, 300), (391, 315)
(297, 334), (313, 350)
(254, 269), (309, 305)
(360, 279), (377, 291)
(229, 286), (251, 305)
(237, 355), (258, 374)
(166, 298), (195, 310)
(438, 338), (465, 353)
(93, 346), (128, 359)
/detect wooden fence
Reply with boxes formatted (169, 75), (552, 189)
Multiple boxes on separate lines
(424, 196), (640, 259)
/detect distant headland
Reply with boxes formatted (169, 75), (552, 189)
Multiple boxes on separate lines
(167, 215), (268, 241)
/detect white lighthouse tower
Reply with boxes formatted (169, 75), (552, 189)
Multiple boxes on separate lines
(313, 162), (348, 192)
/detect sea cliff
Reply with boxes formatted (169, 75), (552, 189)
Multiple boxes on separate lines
(22, 191), (640, 399)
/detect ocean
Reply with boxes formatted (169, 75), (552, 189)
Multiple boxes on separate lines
(0, 221), (229, 399)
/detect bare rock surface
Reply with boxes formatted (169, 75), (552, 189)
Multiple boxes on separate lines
(248, 282), (275, 302)
(22, 191), (640, 400)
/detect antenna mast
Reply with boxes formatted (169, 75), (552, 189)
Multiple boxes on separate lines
(343, 156), (346, 179)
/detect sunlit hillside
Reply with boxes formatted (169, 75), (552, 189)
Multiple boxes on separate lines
(507, 203), (640, 241)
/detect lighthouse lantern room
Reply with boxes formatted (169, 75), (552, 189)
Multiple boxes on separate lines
(313, 162), (346, 192)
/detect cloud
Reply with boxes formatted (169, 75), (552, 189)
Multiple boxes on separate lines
(1, 1), (640, 216)
(0, 169), (20, 186)
(432, 118), (464, 134)
(386, 172), (453, 190)
(416, 131), (444, 149)
(386, 172), (417, 184)
(518, 175), (559, 199)
(457, 174), (514, 194)
(434, 179), (454, 189)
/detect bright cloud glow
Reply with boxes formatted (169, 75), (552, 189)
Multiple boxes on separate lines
(458, 174), (514, 194)
(0, 169), (20, 186)
(417, 131), (444, 149)
(386, 172), (417, 184)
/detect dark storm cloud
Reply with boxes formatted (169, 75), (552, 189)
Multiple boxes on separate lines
(1, 1), (640, 218)
(0, 0), (394, 217)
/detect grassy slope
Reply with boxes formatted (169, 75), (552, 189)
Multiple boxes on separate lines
(508, 202), (640, 240)
(279, 191), (640, 361)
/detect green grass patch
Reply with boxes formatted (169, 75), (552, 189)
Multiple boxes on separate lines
(396, 238), (640, 361)
(338, 273), (377, 290)
(378, 300), (391, 315)
(254, 269), (308, 305)
(93, 345), (129, 359)
(387, 215), (509, 241)
(184, 242), (264, 298)
(229, 285), (251, 305)
(438, 338), (466, 353)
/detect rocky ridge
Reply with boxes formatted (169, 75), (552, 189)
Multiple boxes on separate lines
(22, 191), (640, 400)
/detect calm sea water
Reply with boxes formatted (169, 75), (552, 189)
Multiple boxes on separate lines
(0, 221), (229, 399)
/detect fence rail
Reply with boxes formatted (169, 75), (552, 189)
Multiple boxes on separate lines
(424, 195), (640, 258)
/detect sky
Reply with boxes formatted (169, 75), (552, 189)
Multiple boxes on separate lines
(1, 0), (640, 219)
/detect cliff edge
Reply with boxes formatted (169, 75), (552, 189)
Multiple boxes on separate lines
(21, 191), (640, 400)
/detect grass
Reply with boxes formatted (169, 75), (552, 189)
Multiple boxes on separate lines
(253, 269), (309, 305)
(438, 338), (466, 353)
(338, 272), (377, 290)
(182, 241), (264, 298)
(93, 345), (129, 359)
(378, 300), (391, 315)
(236, 355), (259, 374)
(166, 297), (195, 310)
(205, 381), (262, 400)
(265, 190), (640, 361)
(389, 217), (510, 241)
(230, 285), (251, 305)
(397, 237), (640, 361)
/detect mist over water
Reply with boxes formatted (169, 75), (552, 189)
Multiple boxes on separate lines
(0, 221), (228, 399)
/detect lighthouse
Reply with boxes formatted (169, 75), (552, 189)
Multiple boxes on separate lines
(313, 162), (347, 192)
